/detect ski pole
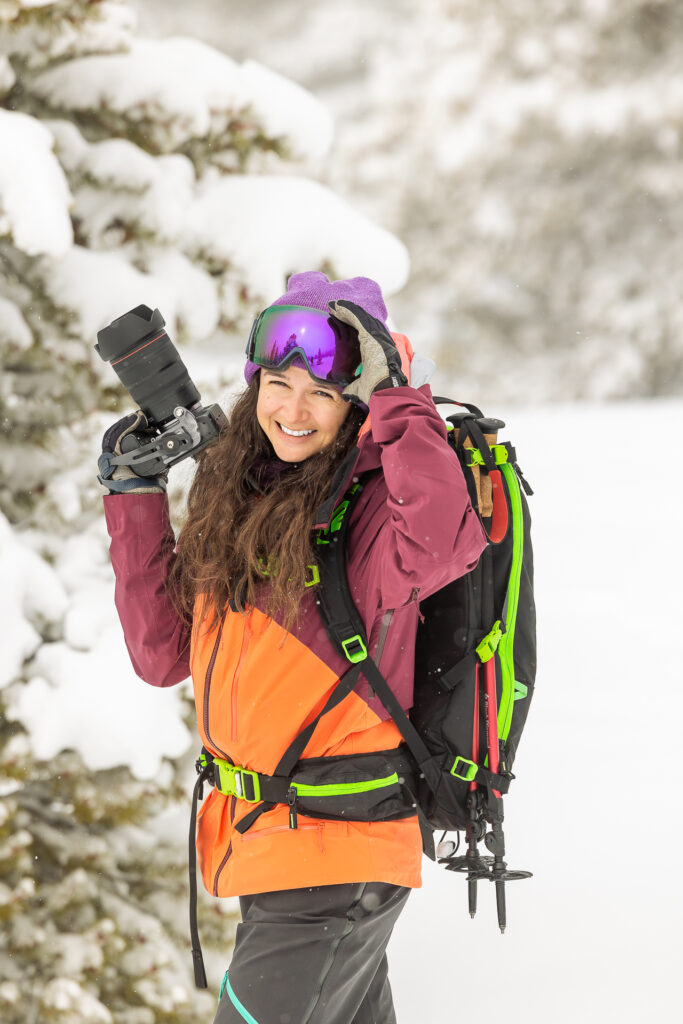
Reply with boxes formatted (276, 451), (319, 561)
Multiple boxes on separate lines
(482, 657), (507, 933)
(466, 662), (482, 918)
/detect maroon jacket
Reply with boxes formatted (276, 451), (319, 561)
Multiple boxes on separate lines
(104, 385), (487, 896)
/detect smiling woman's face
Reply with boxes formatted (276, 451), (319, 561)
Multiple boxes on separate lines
(256, 364), (351, 462)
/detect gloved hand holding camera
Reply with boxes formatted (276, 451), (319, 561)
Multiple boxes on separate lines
(98, 411), (168, 495)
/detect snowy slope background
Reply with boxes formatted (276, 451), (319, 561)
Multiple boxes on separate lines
(1, 0), (680, 1021)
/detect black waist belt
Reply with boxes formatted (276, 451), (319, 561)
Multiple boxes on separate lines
(199, 745), (418, 829)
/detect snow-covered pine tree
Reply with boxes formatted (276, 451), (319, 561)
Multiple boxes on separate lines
(0, 2), (408, 1020)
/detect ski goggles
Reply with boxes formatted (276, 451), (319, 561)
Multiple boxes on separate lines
(245, 305), (362, 387)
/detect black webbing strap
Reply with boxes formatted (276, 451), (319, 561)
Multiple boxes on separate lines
(314, 484), (440, 791)
(440, 651), (479, 691)
(188, 759), (213, 989)
(345, 648), (513, 797)
(234, 662), (363, 835)
(456, 415), (498, 474)
(432, 397), (484, 418)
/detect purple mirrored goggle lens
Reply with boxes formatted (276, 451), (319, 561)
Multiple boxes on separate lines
(246, 305), (361, 386)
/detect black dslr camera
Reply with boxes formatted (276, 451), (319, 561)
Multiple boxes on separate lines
(95, 305), (227, 479)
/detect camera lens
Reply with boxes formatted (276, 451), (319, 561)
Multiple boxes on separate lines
(96, 305), (200, 425)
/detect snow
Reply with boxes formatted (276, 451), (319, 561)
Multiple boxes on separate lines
(0, 109), (73, 257)
(186, 174), (410, 303)
(28, 128), (408, 346)
(32, 38), (333, 160)
(0, 1), (136, 70)
(389, 396), (682, 1024)
(145, 250), (220, 342)
(9, 632), (193, 780)
(40, 978), (112, 1023)
(0, 54), (15, 94)
(0, 511), (67, 691)
(2, 505), (195, 781)
(46, 120), (198, 248)
(42, 246), (179, 345)
(0, 297), (33, 350)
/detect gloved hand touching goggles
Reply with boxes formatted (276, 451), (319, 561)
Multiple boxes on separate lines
(245, 305), (362, 387)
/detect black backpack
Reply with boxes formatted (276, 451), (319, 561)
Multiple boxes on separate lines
(313, 398), (536, 929)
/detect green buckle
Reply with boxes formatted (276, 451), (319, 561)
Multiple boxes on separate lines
(465, 444), (509, 469)
(214, 759), (261, 803)
(465, 448), (485, 468)
(450, 756), (478, 782)
(304, 564), (320, 588)
(476, 620), (503, 663)
(341, 634), (367, 663)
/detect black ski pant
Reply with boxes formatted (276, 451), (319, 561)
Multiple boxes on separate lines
(213, 881), (410, 1024)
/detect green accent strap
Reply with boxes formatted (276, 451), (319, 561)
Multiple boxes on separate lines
(291, 773), (399, 799)
(475, 620), (503, 663)
(465, 444), (509, 469)
(497, 462), (525, 741)
(316, 483), (361, 545)
(224, 972), (260, 1024)
(341, 634), (367, 663)
(450, 756), (478, 782)
(330, 499), (350, 533)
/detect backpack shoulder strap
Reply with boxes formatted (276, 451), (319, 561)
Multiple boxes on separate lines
(314, 479), (436, 778)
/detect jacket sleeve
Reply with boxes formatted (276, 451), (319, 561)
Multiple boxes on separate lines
(363, 384), (487, 609)
(103, 492), (191, 687)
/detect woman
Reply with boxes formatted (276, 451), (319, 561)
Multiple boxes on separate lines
(102, 271), (486, 1024)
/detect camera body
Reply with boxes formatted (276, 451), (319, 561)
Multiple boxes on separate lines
(96, 305), (227, 478)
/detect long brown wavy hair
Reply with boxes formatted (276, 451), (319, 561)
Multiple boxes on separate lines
(168, 376), (366, 632)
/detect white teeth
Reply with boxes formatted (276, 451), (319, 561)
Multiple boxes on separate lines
(278, 423), (315, 437)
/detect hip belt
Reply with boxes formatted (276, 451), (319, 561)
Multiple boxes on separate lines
(196, 745), (419, 830)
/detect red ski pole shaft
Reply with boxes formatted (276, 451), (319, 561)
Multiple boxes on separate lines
(483, 658), (507, 932)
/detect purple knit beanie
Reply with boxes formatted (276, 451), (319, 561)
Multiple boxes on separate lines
(244, 271), (388, 384)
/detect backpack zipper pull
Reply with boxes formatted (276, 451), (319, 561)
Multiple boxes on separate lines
(287, 786), (298, 829)
(512, 461), (533, 495)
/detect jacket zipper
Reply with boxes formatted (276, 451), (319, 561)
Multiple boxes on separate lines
(213, 795), (236, 895)
(374, 609), (394, 668)
(231, 615), (253, 742)
(374, 587), (422, 669)
(408, 585), (424, 622)
(203, 615), (230, 760)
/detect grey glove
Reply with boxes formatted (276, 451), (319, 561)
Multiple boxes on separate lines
(328, 300), (408, 408)
(98, 410), (168, 495)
